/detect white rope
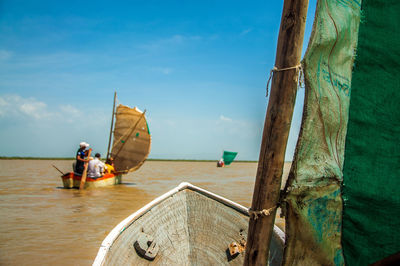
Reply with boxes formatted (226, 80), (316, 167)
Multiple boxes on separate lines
(266, 63), (303, 97)
(248, 206), (277, 220)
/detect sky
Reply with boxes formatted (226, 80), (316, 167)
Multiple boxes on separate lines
(0, 0), (317, 161)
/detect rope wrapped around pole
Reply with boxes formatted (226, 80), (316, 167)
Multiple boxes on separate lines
(266, 64), (303, 97)
(248, 206), (277, 220)
(243, 0), (309, 264)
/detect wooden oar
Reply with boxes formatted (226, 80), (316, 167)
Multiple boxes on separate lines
(79, 149), (92, 190)
(52, 164), (65, 175)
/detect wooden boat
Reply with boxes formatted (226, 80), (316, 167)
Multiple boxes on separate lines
(93, 182), (284, 265)
(61, 172), (122, 189)
(60, 92), (151, 189)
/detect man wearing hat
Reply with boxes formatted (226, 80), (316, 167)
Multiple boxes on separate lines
(75, 142), (91, 175)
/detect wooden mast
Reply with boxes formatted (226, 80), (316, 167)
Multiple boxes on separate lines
(106, 91), (117, 160)
(243, 0), (308, 265)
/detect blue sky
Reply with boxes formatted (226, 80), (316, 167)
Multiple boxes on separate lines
(0, 0), (316, 160)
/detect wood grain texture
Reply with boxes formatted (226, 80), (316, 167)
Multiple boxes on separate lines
(244, 0), (309, 265)
(99, 186), (284, 265)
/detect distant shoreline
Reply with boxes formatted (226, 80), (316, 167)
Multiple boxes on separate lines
(0, 156), (266, 163)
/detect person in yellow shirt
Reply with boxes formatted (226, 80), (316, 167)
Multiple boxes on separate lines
(105, 157), (115, 174)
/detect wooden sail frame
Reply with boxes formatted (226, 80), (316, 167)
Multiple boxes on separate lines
(244, 0), (309, 264)
(106, 91), (117, 161)
(104, 93), (151, 173)
(109, 105), (151, 173)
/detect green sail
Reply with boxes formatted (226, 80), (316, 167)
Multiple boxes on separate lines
(282, 0), (400, 265)
(342, 0), (400, 264)
(222, 151), (237, 165)
(282, 0), (361, 265)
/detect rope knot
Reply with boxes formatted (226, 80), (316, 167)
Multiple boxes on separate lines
(248, 206), (277, 220)
(266, 63), (303, 97)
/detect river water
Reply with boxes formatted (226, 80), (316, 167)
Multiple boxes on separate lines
(0, 160), (290, 265)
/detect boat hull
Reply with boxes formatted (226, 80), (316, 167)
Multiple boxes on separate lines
(61, 172), (122, 189)
(94, 182), (284, 265)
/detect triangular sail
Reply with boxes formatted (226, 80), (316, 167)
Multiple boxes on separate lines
(110, 104), (151, 173)
(222, 151), (237, 165)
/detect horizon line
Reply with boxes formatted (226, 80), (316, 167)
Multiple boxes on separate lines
(0, 156), (293, 163)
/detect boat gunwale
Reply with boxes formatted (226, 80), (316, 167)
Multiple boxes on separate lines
(93, 182), (285, 265)
(62, 172), (120, 182)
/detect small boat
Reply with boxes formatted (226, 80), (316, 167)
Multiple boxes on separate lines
(61, 172), (122, 189)
(217, 150), (238, 167)
(93, 182), (285, 265)
(61, 92), (151, 189)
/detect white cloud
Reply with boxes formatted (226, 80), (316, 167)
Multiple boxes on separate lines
(169, 34), (185, 44)
(0, 94), (50, 119)
(59, 104), (80, 116)
(219, 115), (232, 122)
(0, 97), (7, 116)
(0, 93), (111, 157)
(19, 101), (48, 119)
(58, 104), (81, 123)
(240, 28), (253, 36)
(139, 34), (203, 52)
(0, 94), (85, 121)
(163, 34), (203, 45)
(150, 67), (173, 75)
(0, 50), (13, 61)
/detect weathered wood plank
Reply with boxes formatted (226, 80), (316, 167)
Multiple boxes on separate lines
(244, 0), (309, 265)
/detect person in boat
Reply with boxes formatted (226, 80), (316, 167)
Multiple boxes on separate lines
(105, 157), (115, 174)
(75, 142), (91, 175)
(87, 153), (105, 179)
(217, 158), (225, 167)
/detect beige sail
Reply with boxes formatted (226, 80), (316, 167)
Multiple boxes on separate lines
(110, 104), (151, 173)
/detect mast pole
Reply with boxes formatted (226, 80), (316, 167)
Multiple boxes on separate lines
(106, 91), (117, 160)
(244, 0), (308, 265)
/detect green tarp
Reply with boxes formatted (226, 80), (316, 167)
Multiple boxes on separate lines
(282, 0), (361, 264)
(282, 0), (400, 265)
(342, 0), (400, 264)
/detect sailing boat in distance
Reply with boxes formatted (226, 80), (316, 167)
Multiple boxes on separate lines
(60, 93), (151, 189)
(217, 150), (238, 167)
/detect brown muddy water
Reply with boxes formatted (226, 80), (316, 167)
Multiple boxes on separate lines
(0, 160), (290, 266)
